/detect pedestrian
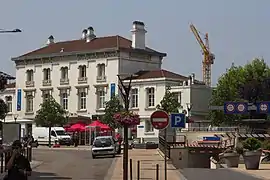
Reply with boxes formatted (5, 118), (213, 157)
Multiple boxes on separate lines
(5, 140), (32, 180)
(74, 132), (79, 147)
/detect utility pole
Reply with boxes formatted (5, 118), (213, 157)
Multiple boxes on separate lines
(117, 74), (133, 180)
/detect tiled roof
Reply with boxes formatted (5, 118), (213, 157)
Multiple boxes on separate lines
(127, 69), (205, 85)
(132, 69), (189, 80)
(14, 36), (166, 59)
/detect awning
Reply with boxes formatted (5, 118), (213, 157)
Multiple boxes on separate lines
(0, 119), (33, 123)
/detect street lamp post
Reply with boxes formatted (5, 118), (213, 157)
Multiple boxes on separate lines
(65, 111), (70, 124)
(0, 29), (22, 33)
(117, 74), (133, 180)
(13, 113), (19, 123)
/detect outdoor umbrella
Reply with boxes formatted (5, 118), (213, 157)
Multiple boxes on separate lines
(69, 123), (86, 132)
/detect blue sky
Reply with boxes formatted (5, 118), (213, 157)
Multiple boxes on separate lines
(1, 0), (270, 85)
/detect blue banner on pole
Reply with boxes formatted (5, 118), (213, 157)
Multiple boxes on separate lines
(17, 89), (22, 111)
(110, 83), (115, 98)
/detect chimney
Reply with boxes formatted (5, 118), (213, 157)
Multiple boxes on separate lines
(86, 26), (96, 42)
(131, 21), (147, 49)
(191, 73), (195, 84)
(46, 35), (54, 45)
(82, 29), (87, 39)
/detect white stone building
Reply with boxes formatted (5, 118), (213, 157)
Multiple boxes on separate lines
(0, 21), (211, 140)
(123, 70), (211, 142)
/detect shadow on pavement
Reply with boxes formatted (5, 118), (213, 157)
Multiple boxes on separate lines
(181, 168), (263, 180)
(29, 171), (72, 180)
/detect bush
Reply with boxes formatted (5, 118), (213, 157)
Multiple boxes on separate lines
(262, 140), (270, 150)
(242, 138), (262, 151)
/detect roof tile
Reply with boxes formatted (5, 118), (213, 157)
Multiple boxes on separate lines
(133, 69), (189, 80)
(18, 36), (165, 58)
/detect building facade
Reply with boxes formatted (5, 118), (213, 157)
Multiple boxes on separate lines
(123, 70), (211, 142)
(0, 21), (211, 140)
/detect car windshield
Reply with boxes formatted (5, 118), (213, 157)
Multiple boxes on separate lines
(55, 130), (67, 136)
(94, 138), (112, 147)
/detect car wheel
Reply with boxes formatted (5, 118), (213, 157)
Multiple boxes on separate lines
(92, 154), (96, 159)
(112, 154), (115, 158)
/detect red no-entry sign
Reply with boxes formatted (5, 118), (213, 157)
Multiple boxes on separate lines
(150, 110), (169, 130)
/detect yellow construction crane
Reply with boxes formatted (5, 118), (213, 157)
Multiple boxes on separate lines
(190, 24), (215, 86)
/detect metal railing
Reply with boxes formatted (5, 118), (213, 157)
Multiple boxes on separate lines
(181, 127), (239, 132)
(158, 136), (171, 159)
(0, 146), (32, 173)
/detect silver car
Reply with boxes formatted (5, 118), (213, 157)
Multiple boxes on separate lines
(91, 136), (116, 159)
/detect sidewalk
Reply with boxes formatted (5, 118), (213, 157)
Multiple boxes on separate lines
(36, 145), (91, 151)
(232, 164), (270, 180)
(110, 149), (181, 179)
(0, 160), (42, 179)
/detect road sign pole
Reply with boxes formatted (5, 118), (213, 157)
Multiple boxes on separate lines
(164, 128), (167, 180)
(150, 110), (169, 180)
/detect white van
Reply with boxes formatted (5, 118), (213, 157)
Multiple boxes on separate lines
(33, 127), (72, 146)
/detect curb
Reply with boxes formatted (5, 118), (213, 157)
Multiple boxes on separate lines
(104, 156), (119, 180)
(31, 160), (43, 169)
(35, 147), (91, 151)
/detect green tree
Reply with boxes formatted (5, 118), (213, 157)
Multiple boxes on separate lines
(0, 99), (8, 120)
(156, 87), (182, 114)
(209, 58), (270, 125)
(101, 95), (124, 129)
(35, 97), (67, 147)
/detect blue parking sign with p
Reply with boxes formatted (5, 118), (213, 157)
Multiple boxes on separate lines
(170, 113), (186, 128)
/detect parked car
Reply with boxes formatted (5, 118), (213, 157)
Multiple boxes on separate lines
(91, 136), (117, 159)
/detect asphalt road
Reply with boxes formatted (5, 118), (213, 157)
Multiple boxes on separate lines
(180, 168), (264, 180)
(28, 148), (115, 180)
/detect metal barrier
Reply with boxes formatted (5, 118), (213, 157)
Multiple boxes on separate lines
(182, 127), (239, 132)
(158, 136), (171, 158)
(0, 146), (32, 173)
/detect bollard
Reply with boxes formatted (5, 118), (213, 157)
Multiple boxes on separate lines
(0, 152), (3, 173)
(156, 164), (159, 180)
(130, 159), (133, 180)
(26, 146), (29, 161)
(137, 160), (140, 180)
(27, 146), (32, 162)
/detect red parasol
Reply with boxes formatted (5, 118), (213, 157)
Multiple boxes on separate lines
(68, 123), (86, 132)
(87, 120), (111, 131)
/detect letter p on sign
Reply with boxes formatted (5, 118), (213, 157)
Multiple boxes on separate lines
(171, 113), (186, 128)
(175, 116), (182, 125)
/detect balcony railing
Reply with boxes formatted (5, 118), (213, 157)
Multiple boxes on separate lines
(60, 78), (69, 85)
(25, 81), (34, 87)
(78, 77), (87, 84)
(42, 79), (51, 86)
(96, 76), (106, 82)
